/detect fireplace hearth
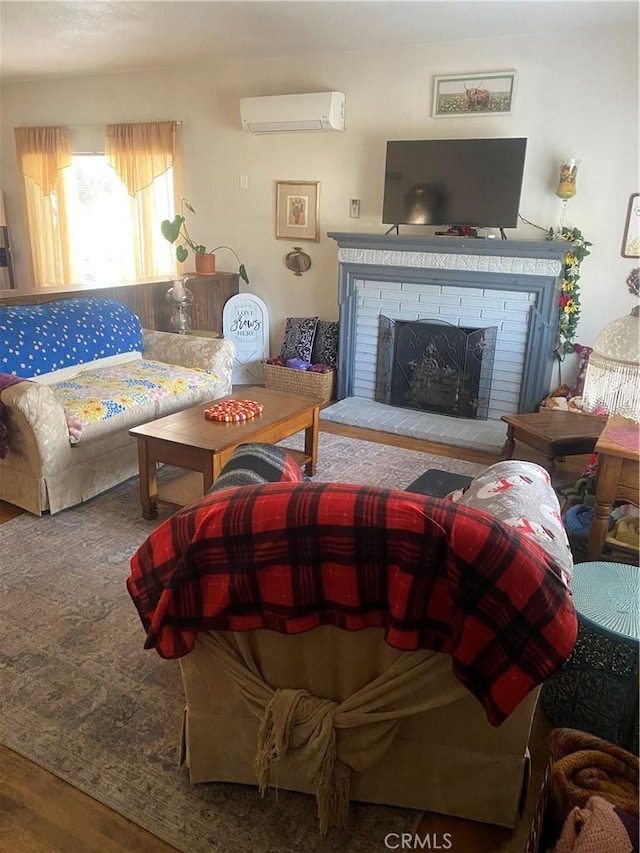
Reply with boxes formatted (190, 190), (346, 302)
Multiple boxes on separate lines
(376, 317), (497, 419)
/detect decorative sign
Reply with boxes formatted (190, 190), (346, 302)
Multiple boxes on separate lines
(223, 294), (270, 385)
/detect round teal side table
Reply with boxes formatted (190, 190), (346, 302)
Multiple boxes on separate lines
(541, 561), (639, 751)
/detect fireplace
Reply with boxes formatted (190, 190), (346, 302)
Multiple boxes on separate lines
(376, 317), (497, 419)
(327, 232), (569, 419)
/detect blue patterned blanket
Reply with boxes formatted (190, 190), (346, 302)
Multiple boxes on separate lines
(0, 297), (143, 378)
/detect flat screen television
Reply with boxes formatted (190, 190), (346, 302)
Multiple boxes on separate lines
(382, 137), (527, 230)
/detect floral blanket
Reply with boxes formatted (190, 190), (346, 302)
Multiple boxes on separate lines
(52, 360), (219, 444)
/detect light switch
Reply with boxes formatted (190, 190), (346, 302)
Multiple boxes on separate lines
(239, 174), (249, 190)
(350, 198), (360, 218)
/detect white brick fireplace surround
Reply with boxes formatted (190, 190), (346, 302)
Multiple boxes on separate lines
(322, 233), (568, 454)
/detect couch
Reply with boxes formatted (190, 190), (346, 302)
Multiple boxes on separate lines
(127, 445), (577, 833)
(0, 296), (234, 514)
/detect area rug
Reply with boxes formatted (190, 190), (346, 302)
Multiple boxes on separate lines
(0, 433), (485, 853)
(279, 429), (486, 488)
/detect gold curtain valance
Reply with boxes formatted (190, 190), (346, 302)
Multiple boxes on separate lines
(105, 121), (177, 197)
(14, 126), (71, 195)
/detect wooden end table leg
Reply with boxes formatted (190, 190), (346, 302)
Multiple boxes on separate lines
(502, 425), (515, 460)
(137, 437), (158, 520)
(544, 454), (556, 478)
(206, 453), (222, 493)
(304, 405), (320, 476)
(587, 455), (621, 560)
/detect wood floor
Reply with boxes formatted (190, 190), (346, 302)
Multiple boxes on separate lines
(0, 497), (24, 524)
(0, 744), (178, 853)
(0, 426), (595, 852)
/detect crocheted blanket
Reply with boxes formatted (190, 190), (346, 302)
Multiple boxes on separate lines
(550, 728), (639, 821)
(128, 481), (578, 726)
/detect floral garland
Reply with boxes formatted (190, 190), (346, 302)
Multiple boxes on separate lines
(549, 226), (593, 356)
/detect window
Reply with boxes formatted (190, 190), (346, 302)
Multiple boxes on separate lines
(64, 154), (176, 284)
(15, 121), (180, 288)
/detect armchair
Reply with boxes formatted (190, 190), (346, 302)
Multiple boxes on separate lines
(128, 444), (577, 832)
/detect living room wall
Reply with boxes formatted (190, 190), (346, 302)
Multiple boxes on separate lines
(1, 23), (638, 385)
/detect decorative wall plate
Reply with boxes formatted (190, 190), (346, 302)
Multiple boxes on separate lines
(285, 247), (312, 276)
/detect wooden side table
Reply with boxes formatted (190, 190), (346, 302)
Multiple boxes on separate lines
(541, 560), (639, 751)
(501, 411), (606, 476)
(587, 415), (640, 560)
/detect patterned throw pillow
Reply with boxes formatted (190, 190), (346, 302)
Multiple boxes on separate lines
(451, 459), (574, 584)
(311, 320), (339, 367)
(280, 316), (318, 362)
(207, 443), (306, 493)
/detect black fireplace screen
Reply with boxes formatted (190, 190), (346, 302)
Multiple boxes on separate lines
(375, 317), (497, 419)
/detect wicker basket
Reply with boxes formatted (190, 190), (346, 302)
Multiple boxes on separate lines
(262, 362), (336, 402)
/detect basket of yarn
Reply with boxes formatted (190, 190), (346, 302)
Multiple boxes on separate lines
(262, 358), (336, 402)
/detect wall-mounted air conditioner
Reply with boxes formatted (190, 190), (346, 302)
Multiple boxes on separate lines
(240, 91), (345, 134)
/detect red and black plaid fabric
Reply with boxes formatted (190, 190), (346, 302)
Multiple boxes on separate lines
(127, 482), (578, 726)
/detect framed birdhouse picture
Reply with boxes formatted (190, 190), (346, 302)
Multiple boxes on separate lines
(275, 181), (320, 241)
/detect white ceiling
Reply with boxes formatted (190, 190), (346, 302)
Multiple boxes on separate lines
(1, 0), (637, 83)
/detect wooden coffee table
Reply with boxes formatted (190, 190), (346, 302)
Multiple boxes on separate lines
(501, 411), (606, 476)
(129, 387), (319, 519)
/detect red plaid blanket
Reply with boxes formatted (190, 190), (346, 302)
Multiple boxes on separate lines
(128, 482), (578, 725)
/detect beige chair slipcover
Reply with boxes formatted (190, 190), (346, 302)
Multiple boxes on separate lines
(180, 625), (539, 830)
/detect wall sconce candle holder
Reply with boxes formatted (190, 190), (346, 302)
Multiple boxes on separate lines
(555, 158), (581, 199)
(555, 158), (581, 229)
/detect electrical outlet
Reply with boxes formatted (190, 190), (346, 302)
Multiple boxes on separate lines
(349, 198), (360, 218)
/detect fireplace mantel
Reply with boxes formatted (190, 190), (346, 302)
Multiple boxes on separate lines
(328, 232), (568, 415)
(327, 231), (569, 262)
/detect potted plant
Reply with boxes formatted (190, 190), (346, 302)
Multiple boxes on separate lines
(161, 199), (249, 283)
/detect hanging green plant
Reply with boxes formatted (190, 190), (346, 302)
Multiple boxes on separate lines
(548, 226), (592, 355)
